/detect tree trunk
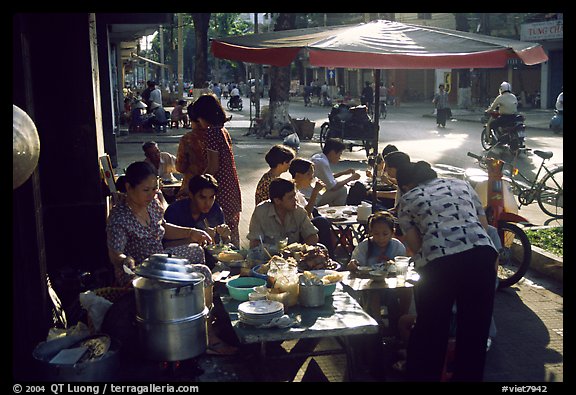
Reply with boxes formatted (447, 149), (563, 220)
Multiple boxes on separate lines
(262, 13), (297, 137)
(192, 13), (211, 99)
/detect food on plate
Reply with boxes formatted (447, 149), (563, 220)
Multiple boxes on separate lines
(218, 250), (244, 263)
(321, 272), (343, 284)
(297, 245), (331, 270)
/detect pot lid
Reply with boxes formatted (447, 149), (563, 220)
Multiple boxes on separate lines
(134, 254), (205, 284)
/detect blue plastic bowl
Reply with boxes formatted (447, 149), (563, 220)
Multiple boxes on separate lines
(250, 264), (268, 280)
(226, 277), (267, 301)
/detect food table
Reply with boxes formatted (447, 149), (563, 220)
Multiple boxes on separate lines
(339, 269), (418, 325)
(316, 205), (368, 255)
(216, 282), (380, 381)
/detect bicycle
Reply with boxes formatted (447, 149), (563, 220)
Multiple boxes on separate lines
(467, 152), (532, 289)
(476, 150), (563, 219)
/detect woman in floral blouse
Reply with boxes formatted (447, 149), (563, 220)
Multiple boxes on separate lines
(106, 161), (213, 290)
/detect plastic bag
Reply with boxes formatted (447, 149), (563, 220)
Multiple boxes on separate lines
(79, 291), (113, 332)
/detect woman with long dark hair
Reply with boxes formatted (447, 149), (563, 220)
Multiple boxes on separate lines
(190, 94), (242, 247)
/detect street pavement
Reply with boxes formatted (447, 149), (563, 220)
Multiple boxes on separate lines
(113, 98), (563, 383)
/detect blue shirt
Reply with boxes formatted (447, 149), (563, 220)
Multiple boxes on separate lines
(164, 198), (226, 242)
(351, 238), (406, 268)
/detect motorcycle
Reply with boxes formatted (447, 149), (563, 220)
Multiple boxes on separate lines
(549, 110), (563, 134)
(227, 96), (243, 111)
(480, 110), (527, 156)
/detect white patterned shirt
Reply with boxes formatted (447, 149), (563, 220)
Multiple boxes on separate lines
(397, 178), (495, 269)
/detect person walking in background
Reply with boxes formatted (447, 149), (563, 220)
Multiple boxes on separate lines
(191, 94), (242, 247)
(396, 161), (497, 381)
(432, 84), (450, 128)
(388, 83), (398, 107)
(212, 82), (222, 102)
(149, 81), (162, 108)
(361, 81), (374, 115)
(255, 144), (296, 205)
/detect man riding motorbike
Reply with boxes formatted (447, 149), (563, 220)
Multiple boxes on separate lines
(229, 85), (241, 108)
(485, 81), (518, 143)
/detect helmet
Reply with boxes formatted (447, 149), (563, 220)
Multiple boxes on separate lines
(499, 81), (512, 94)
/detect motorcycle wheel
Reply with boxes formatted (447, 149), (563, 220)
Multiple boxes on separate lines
(496, 222), (532, 289)
(481, 127), (495, 151)
(227, 101), (232, 111)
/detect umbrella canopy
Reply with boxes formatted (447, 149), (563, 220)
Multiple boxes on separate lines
(211, 19), (548, 69)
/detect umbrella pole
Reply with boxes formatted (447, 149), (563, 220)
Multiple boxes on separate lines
(371, 70), (381, 210)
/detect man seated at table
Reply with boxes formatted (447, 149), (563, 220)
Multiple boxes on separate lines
(142, 141), (179, 182)
(357, 145), (408, 210)
(164, 173), (231, 247)
(308, 138), (361, 207)
(247, 178), (319, 248)
(289, 158), (337, 258)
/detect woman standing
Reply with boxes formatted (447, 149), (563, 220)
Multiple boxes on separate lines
(191, 94), (242, 247)
(175, 105), (207, 199)
(396, 161), (497, 381)
(432, 84), (450, 128)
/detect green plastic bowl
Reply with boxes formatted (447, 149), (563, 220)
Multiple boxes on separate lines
(226, 277), (267, 301)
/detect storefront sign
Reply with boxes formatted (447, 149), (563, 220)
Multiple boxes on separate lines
(521, 20), (563, 41)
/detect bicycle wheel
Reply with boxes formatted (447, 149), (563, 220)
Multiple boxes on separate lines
(496, 222), (532, 289)
(537, 166), (563, 218)
(319, 123), (330, 150)
(481, 127), (495, 151)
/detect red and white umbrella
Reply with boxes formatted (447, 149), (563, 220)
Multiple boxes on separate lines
(211, 19), (547, 69)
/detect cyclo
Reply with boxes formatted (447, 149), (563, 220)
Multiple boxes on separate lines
(319, 103), (377, 157)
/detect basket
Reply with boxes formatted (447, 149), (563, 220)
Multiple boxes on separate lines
(294, 119), (315, 140)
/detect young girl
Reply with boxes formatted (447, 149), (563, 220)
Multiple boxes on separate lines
(347, 211), (411, 325)
(347, 211), (406, 270)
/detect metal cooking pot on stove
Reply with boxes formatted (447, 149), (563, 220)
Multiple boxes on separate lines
(132, 275), (205, 322)
(133, 254), (206, 322)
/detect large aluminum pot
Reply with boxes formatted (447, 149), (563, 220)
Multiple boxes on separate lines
(133, 275), (205, 322)
(136, 308), (208, 361)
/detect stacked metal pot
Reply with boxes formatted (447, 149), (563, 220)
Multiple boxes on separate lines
(133, 254), (208, 361)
